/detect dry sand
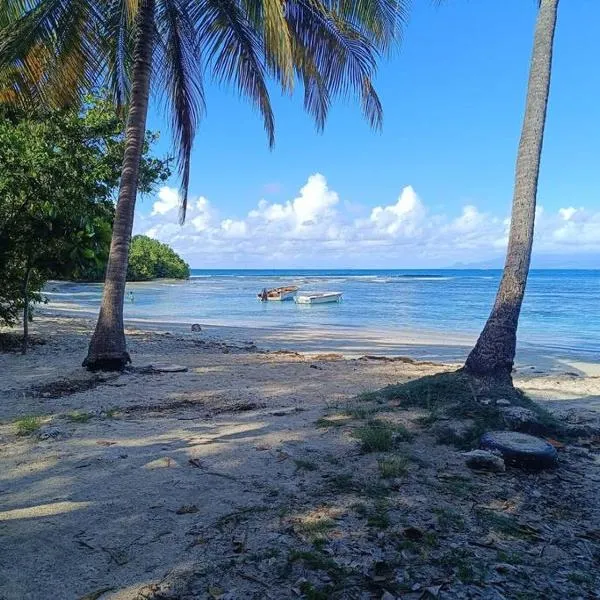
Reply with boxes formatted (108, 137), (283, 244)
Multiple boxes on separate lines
(1, 316), (599, 600)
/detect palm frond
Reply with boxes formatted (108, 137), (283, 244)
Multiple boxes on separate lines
(285, 0), (386, 129)
(101, 0), (137, 108)
(0, 0), (104, 107)
(241, 0), (295, 90)
(291, 38), (331, 130)
(330, 0), (406, 50)
(0, 43), (49, 106)
(260, 0), (295, 90)
(155, 0), (205, 222)
(359, 75), (383, 129)
(196, 0), (275, 147)
(1, 0), (405, 225)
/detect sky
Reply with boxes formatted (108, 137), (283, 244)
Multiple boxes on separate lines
(134, 0), (600, 269)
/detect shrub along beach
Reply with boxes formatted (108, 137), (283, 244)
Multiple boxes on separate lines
(1, 1), (600, 599)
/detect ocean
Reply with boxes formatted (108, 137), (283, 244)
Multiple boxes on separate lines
(44, 269), (600, 362)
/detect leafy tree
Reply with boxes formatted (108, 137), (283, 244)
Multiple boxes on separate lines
(0, 0), (406, 370)
(127, 235), (189, 281)
(0, 95), (170, 352)
(465, 0), (559, 379)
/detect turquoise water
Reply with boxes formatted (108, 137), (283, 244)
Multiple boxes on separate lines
(46, 269), (600, 359)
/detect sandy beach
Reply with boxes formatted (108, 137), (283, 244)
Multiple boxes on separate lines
(1, 315), (600, 599)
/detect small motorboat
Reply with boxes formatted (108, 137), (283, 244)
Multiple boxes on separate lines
(294, 292), (343, 305)
(258, 285), (299, 301)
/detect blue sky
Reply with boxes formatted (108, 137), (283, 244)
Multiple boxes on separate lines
(135, 0), (600, 268)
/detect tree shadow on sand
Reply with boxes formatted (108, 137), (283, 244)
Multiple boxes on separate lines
(354, 369), (563, 450)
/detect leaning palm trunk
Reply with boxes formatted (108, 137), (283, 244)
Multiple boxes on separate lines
(464, 0), (559, 378)
(83, 0), (155, 370)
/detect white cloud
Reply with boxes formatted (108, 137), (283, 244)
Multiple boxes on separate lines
(134, 175), (600, 267)
(451, 205), (485, 233)
(221, 218), (247, 238)
(558, 206), (578, 221)
(190, 197), (213, 232)
(151, 186), (180, 215)
(366, 185), (426, 237)
(551, 209), (600, 246)
(248, 173), (338, 230)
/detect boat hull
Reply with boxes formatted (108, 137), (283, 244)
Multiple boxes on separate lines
(294, 293), (342, 305)
(268, 290), (297, 301)
(258, 286), (299, 301)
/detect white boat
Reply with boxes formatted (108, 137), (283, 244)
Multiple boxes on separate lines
(258, 285), (299, 301)
(294, 292), (343, 305)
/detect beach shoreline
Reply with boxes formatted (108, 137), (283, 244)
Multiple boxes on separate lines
(37, 305), (600, 376)
(1, 312), (599, 411)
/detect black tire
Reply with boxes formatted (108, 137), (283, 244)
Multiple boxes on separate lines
(480, 431), (558, 470)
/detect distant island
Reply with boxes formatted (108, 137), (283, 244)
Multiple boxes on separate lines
(127, 235), (190, 281)
(453, 254), (600, 269)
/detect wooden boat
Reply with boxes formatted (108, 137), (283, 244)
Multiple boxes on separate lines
(257, 285), (299, 301)
(294, 292), (342, 305)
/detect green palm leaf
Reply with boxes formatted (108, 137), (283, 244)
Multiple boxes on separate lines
(0, 0), (103, 106)
(102, 0), (137, 108)
(285, 0), (386, 129)
(155, 0), (205, 221)
(196, 0), (275, 147)
(331, 0), (405, 49)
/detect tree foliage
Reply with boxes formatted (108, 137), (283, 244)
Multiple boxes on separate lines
(0, 94), (170, 348)
(127, 235), (189, 281)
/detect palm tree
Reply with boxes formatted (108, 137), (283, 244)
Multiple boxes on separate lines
(1, 0), (405, 370)
(464, 0), (559, 380)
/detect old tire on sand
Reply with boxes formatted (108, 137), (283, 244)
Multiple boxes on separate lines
(480, 431), (558, 470)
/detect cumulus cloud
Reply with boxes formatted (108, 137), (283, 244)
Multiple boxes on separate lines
(134, 175), (600, 267)
(451, 205), (485, 233)
(220, 218), (247, 238)
(550, 209), (600, 246)
(190, 197), (213, 232)
(368, 186), (426, 236)
(248, 173), (338, 229)
(151, 186), (180, 215)
(558, 206), (578, 221)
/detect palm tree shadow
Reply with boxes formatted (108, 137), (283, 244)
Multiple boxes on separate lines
(356, 369), (563, 449)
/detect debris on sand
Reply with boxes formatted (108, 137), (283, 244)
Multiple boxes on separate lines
(463, 449), (506, 473)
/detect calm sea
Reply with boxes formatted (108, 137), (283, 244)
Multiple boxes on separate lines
(45, 269), (600, 360)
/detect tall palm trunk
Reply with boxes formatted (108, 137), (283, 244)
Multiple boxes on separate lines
(83, 0), (155, 371)
(464, 0), (559, 379)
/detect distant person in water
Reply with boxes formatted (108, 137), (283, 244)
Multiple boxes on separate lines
(128, 290), (135, 303)
(260, 288), (268, 301)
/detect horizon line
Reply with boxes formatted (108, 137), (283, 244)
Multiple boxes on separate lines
(187, 267), (600, 271)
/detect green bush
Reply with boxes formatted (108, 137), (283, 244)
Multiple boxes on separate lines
(127, 235), (189, 281)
